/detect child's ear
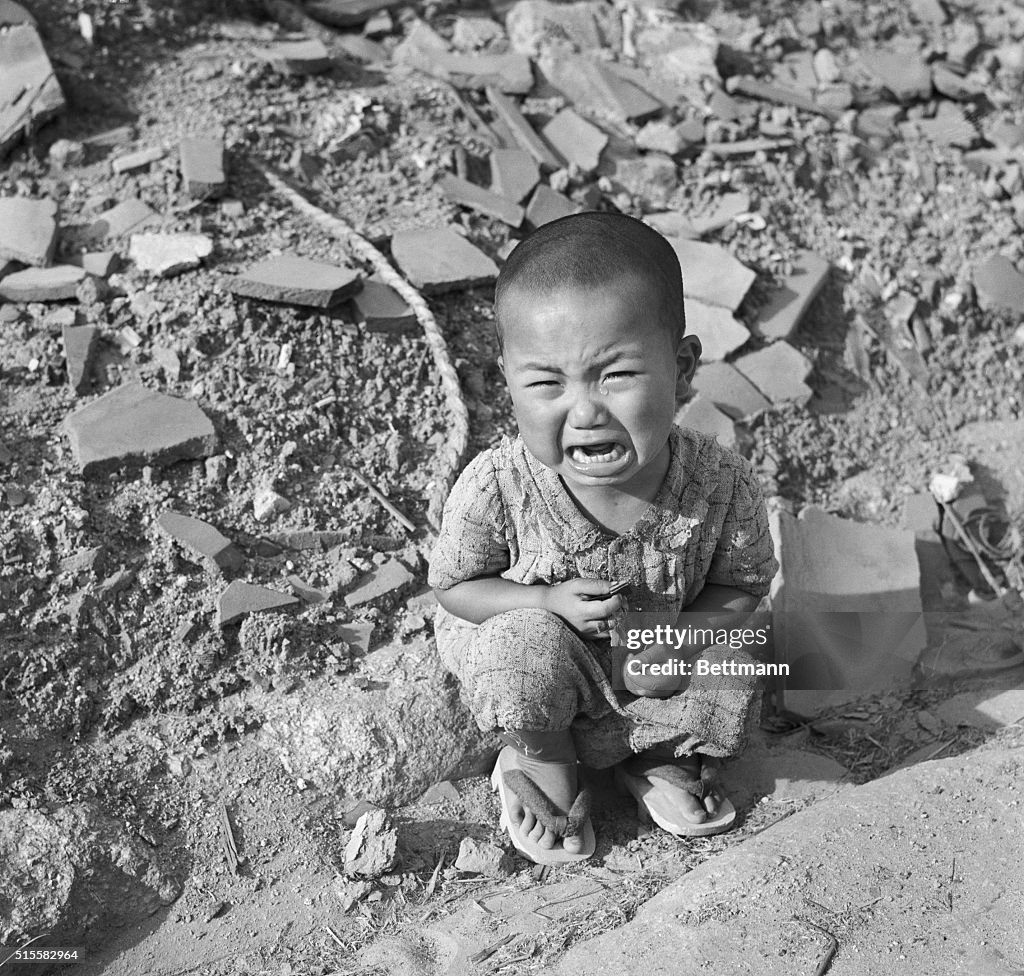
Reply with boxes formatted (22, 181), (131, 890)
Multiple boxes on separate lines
(675, 335), (701, 396)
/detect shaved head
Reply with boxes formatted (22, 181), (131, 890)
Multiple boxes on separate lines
(494, 212), (686, 350)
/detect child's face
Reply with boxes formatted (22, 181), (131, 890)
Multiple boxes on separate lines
(498, 277), (699, 494)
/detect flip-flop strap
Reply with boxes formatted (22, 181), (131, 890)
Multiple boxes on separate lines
(624, 755), (717, 800)
(502, 768), (592, 838)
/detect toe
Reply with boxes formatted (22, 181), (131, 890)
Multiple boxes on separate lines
(537, 827), (558, 850)
(679, 790), (708, 823)
(563, 833), (584, 854)
(521, 809), (537, 835)
(704, 790), (720, 817)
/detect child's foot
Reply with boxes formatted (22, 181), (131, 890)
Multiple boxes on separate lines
(490, 746), (595, 863)
(615, 750), (736, 837)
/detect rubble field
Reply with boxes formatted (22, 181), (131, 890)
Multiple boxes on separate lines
(1, 0), (1024, 972)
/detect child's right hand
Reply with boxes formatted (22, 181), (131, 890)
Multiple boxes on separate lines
(543, 579), (626, 640)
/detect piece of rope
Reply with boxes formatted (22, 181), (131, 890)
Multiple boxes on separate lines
(257, 167), (470, 531)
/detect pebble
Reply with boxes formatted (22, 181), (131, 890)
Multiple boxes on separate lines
(253, 486), (292, 522)
(454, 837), (513, 877)
(973, 254), (1024, 312)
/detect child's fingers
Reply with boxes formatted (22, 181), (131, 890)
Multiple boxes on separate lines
(572, 578), (616, 599)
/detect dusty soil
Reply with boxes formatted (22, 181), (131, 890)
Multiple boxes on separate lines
(2, 0), (1024, 973)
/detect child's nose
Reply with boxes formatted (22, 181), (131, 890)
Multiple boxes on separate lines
(567, 386), (610, 427)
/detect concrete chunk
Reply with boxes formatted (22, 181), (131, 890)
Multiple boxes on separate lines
(973, 254), (1024, 313)
(0, 24), (65, 159)
(345, 559), (415, 608)
(260, 40), (333, 75)
(525, 184), (580, 228)
(61, 324), (98, 396)
(111, 146), (165, 175)
(733, 342), (813, 406)
(674, 395), (736, 449)
(89, 198), (157, 241)
(684, 299), (749, 361)
(0, 265), (85, 302)
(439, 173), (524, 227)
(353, 276), (416, 333)
(755, 250), (830, 342)
(179, 135), (226, 199)
(669, 238), (756, 311)
(129, 233), (213, 278)
(390, 227), (497, 294)
(63, 383), (218, 477)
(157, 509), (244, 574)
(541, 109), (608, 173)
(227, 255), (361, 308)
(489, 148), (540, 203)
(0, 196), (58, 266)
(539, 53), (662, 124)
(218, 580), (299, 627)
(690, 362), (771, 420)
(68, 251), (118, 277)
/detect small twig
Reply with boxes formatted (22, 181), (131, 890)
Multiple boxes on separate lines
(469, 933), (516, 964)
(343, 464), (417, 533)
(940, 501), (1007, 597)
(0, 934), (45, 969)
(424, 852), (445, 899)
(325, 924), (345, 948)
(793, 917), (838, 976)
(219, 801), (240, 875)
(726, 75), (840, 121)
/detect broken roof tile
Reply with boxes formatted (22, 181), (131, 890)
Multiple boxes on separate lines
(674, 395), (737, 450)
(63, 383), (218, 477)
(690, 361), (771, 420)
(353, 276), (416, 333)
(486, 87), (563, 170)
(669, 238), (756, 311)
(305, 0), (402, 28)
(89, 198), (158, 241)
(0, 265), (85, 302)
(0, 23), (65, 159)
(489, 148), (540, 203)
(111, 146), (165, 175)
(541, 108), (608, 173)
(218, 580), (299, 626)
(157, 509), (244, 575)
(0, 196), (57, 266)
(390, 226), (498, 294)
(180, 135), (227, 199)
(684, 299), (750, 361)
(755, 250), (831, 342)
(733, 342), (814, 406)
(440, 173), (524, 226)
(524, 184), (580, 228)
(973, 254), (1024, 312)
(227, 255), (361, 307)
(61, 323), (98, 396)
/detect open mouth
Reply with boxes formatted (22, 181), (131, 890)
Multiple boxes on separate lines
(567, 442), (627, 465)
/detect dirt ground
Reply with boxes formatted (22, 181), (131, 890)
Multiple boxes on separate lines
(2, 0), (1024, 973)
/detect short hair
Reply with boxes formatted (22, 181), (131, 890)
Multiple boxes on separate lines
(493, 211), (686, 350)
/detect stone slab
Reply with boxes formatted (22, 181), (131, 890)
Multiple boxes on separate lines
(227, 255), (361, 307)
(63, 383), (218, 477)
(541, 108), (608, 173)
(179, 135), (226, 199)
(157, 509), (243, 575)
(260, 40), (333, 75)
(352, 276), (416, 333)
(489, 148), (540, 204)
(111, 146), (165, 174)
(769, 505), (925, 714)
(434, 52), (533, 95)
(0, 1), (35, 26)
(439, 173), (524, 226)
(306, 0), (402, 27)
(673, 395), (736, 449)
(524, 184), (580, 228)
(690, 361), (771, 420)
(0, 24), (65, 159)
(61, 324), (98, 396)
(860, 48), (933, 102)
(129, 233), (213, 278)
(68, 251), (118, 277)
(755, 250), (831, 342)
(390, 227), (498, 294)
(684, 298), (749, 361)
(218, 580), (299, 627)
(0, 265), (85, 302)
(733, 342), (813, 406)
(345, 559), (415, 608)
(973, 254), (1024, 313)
(486, 87), (563, 170)
(669, 237), (755, 311)
(539, 52), (662, 124)
(0, 196), (58, 266)
(555, 744), (1024, 976)
(89, 198), (157, 241)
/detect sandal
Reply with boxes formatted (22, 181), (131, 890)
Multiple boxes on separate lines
(489, 746), (596, 865)
(614, 753), (736, 838)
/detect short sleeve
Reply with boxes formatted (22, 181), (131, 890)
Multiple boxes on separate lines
(428, 449), (511, 589)
(706, 460), (779, 597)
